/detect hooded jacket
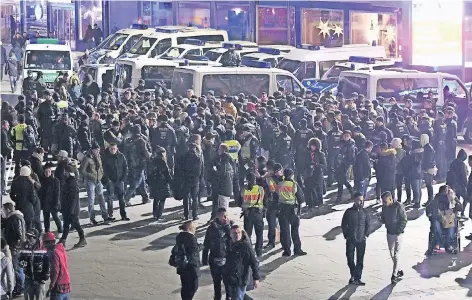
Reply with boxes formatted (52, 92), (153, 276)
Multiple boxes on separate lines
(48, 243), (71, 294)
(202, 218), (233, 265)
(81, 74), (100, 103)
(212, 153), (234, 197)
(10, 176), (40, 221)
(402, 143), (424, 180)
(3, 210), (26, 252)
(175, 231), (201, 276)
(80, 151), (104, 182)
(381, 201), (407, 235)
(420, 134), (436, 171)
(376, 148), (397, 189)
(38, 175), (61, 212)
(147, 155), (172, 199)
(225, 232), (260, 287)
(447, 149), (468, 196)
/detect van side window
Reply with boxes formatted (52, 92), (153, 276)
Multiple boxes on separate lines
(319, 61), (339, 77)
(156, 38), (172, 55)
(276, 75), (294, 94)
(177, 35), (225, 44)
(443, 78), (467, 98)
(376, 77), (438, 102)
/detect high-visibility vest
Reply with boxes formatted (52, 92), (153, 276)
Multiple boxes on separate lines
(267, 177), (277, 193)
(11, 123), (27, 151)
(241, 138), (252, 160)
(225, 139), (241, 162)
(277, 180), (297, 205)
(243, 185), (264, 209)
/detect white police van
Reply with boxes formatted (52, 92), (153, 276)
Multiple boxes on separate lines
(23, 38), (73, 90)
(203, 41), (259, 64)
(338, 68), (470, 126)
(241, 45), (295, 68)
(159, 38), (222, 59)
(88, 24), (156, 64)
(171, 65), (304, 97)
(122, 26), (228, 59)
(278, 44), (386, 92)
(307, 56), (399, 94)
(78, 64), (115, 89)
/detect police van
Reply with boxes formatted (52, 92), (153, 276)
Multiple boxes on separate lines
(23, 38), (73, 90)
(113, 57), (177, 95)
(78, 64), (115, 89)
(307, 56), (399, 94)
(337, 69), (471, 127)
(171, 65), (304, 97)
(277, 44), (386, 92)
(122, 26), (229, 60)
(241, 45), (295, 68)
(159, 38), (223, 59)
(88, 24), (156, 64)
(203, 41), (258, 64)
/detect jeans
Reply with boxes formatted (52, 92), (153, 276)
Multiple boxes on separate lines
(336, 167), (353, 200)
(125, 169), (148, 202)
(354, 178), (369, 199)
(49, 293), (70, 300)
(410, 179), (422, 205)
(61, 213), (85, 242)
(423, 173), (434, 201)
(107, 181), (126, 218)
(346, 239), (366, 280)
(395, 174), (411, 202)
(153, 196), (166, 219)
(86, 181), (108, 221)
(226, 285), (247, 300)
(9, 76), (16, 92)
(1, 156), (6, 193)
(43, 210), (63, 233)
(209, 263), (228, 300)
(266, 207), (277, 246)
(434, 220), (455, 248)
(183, 184), (199, 219)
(243, 208), (264, 256)
(387, 234), (403, 276)
(305, 184), (324, 207)
(12, 254), (24, 294)
(24, 281), (46, 300)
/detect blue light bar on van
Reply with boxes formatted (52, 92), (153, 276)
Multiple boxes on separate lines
(349, 56), (376, 64)
(155, 28), (179, 33)
(29, 38), (66, 45)
(244, 60), (271, 69)
(222, 43), (243, 50)
(297, 44), (320, 51)
(184, 38), (205, 46)
(258, 47), (281, 55)
(130, 24), (148, 30)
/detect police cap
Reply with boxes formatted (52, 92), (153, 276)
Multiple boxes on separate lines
(147, 112), (157, 120)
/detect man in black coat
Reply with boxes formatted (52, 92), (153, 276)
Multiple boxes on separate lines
(354, 140), (373, 199)
(445, 109), (458, 166)
(52, 114), (76, 156)
(420, 134), (436, 203)
(1, 120), (13, 195)
(304, 138), (326, 208)
(36, 91), (58, 153)
(335, 130), (356, 202)
(341, 192), (370, 286)
(447, 149), (468, 217)
(38, 163), (62, 233)
(102, 143), (129, 221)
(59, 165), (86, 248)
(181, 143), (204, 220)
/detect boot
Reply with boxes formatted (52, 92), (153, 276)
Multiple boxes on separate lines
(74, 238), (87, 248)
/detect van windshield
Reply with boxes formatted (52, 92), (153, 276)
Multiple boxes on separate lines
(25, 50), (71, 70)
(114, 63), (132, 89)
(278, 59), (315, 81)
(142, 66), (175, 89)
(321, 65), (350, 82)
(338, 76), (368, 97)
(102, 33), (129, 50)
(129, 37), (157, 55)
(172, 72), (194, 96)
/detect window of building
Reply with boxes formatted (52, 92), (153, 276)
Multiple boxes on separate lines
(177, 2), (210, 28)
(256, 6), (295, 45)
(78, 0), (103, 40)
(301, 9), (344, 47)
(215, 4), (250, 41)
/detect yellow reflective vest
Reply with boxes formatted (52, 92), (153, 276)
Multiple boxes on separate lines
(243, 185), (264, 209)
(277, 180), (297, 205)
(225, 139), (241, 162)
(11, 123), (27, 151)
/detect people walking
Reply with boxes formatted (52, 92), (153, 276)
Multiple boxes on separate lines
(43, 233), (71, 300)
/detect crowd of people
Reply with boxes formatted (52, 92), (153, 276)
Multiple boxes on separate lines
(0, 67), (471, 300)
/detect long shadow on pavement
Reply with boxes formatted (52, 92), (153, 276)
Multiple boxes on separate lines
(412, 242), (472, 279)
(327, 284), (359, 300)
(455, 266), (472, 297)
(142, 224), (208, 251)
(370, 284), (395, 300)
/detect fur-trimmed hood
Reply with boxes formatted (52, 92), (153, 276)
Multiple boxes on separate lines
(380, 148), (396, 156)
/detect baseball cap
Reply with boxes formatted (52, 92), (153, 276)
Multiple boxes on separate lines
(42, 232), (56, 242)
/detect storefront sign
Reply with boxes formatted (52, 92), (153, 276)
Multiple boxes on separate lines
(25, 0), (48, 37)
(411, 0), (463, 66)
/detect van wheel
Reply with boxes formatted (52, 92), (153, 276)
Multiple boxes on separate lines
(465, 130), (472, 144)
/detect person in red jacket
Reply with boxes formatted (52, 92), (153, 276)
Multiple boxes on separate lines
(43, 233), (71, 300)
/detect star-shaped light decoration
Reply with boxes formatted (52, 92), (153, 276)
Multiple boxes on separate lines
(333, 24), (343, 37)
(384, 25), (396, 42)
(317, 19), (331, 38)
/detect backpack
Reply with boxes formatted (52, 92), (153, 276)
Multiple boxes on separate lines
(168, 243), (188, 271)
(23, 125), (37, 150)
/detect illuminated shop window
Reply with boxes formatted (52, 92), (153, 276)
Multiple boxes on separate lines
(301, 8), (344, 47)
(256, 6), (295, 45)
(177, 2), (210, 28)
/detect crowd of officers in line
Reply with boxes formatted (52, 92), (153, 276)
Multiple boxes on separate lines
(0, 70), (469, 299)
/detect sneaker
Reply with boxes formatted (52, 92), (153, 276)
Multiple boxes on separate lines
(264, 243), (275, 250)
(294, 250), (307, 256)
(461, 214), (469, 220)
(121, 217), (130, 221)
(349, 277), (356, 284)
(412, 203), (420, 209)
(142, 199), (150, 204)
(193, 216), (199, 221)
(404, 200), (411, 205)
(354, 279), (366, 286)
(397, 270), (404, 278)
(106, 217), (116, 222)
(391, 275), (398, 284)
(74, 239), (87, 248)
(90, 219), (98, 226)
(282, 251), (291, 257)
(466, 234), (472, 240)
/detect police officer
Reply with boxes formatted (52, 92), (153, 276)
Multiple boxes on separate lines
(223, 130), (241, 201)
(433, 111), (447, 180)
(277, 168), (306, 257)
(220, 45), (241, 67)
(10, 114), (28, 175)
(150, 114), (177, 173)
(242, 172), (265, 257)
(335, 130), (356, 202)
(294, 119), (314, 182)
(358, 109), (375, 141)
(387, 113), (409, 138)
(238, 125), (259, 199)
(134, 79), (146, 96)
(272, 124), (293, 169)
(327, 120), (343, 187)
(372, 117), (393, 146)
(305, 138), (327, 208)
(263, 162), (280, 250)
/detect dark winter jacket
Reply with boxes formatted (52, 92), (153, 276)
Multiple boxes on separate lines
(38, 176), (60, 212)
(19, 248), (50, 283)
(3, 211), (26, 253)
(29, 153), (43, 180)
(10, 177), (40, 221)
(305, 149), (327, 185)
(341, 205), (370, 243)
(37, 101), (57, 138)
(202, 218), (233, 265)
(53, 122), (76, 155)
(102, 148), (128, 183)
(447, 149), (468, 196)
(182, 148), (204, 186)
(336, 139), (356, 169)
(175, 231), (201, 276)
(402, 148), (424, 180)
(212, 153), (234, 197)
(147, 156), (172, 199)
(81, 74), (100, 104)
(376, 148), (397, 189)
(77, 122), (92, 152)
(1, 129), (13, 158)
(61, 175), (80, 216)
(354, 149), (371, 181)
(422, 143), (436, 171)
(80, 152), (104, 182)
(225, 233), (260, 287)
(381, 201), (407, 235)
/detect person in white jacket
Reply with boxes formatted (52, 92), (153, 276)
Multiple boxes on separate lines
(1, 237), (14, 300)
